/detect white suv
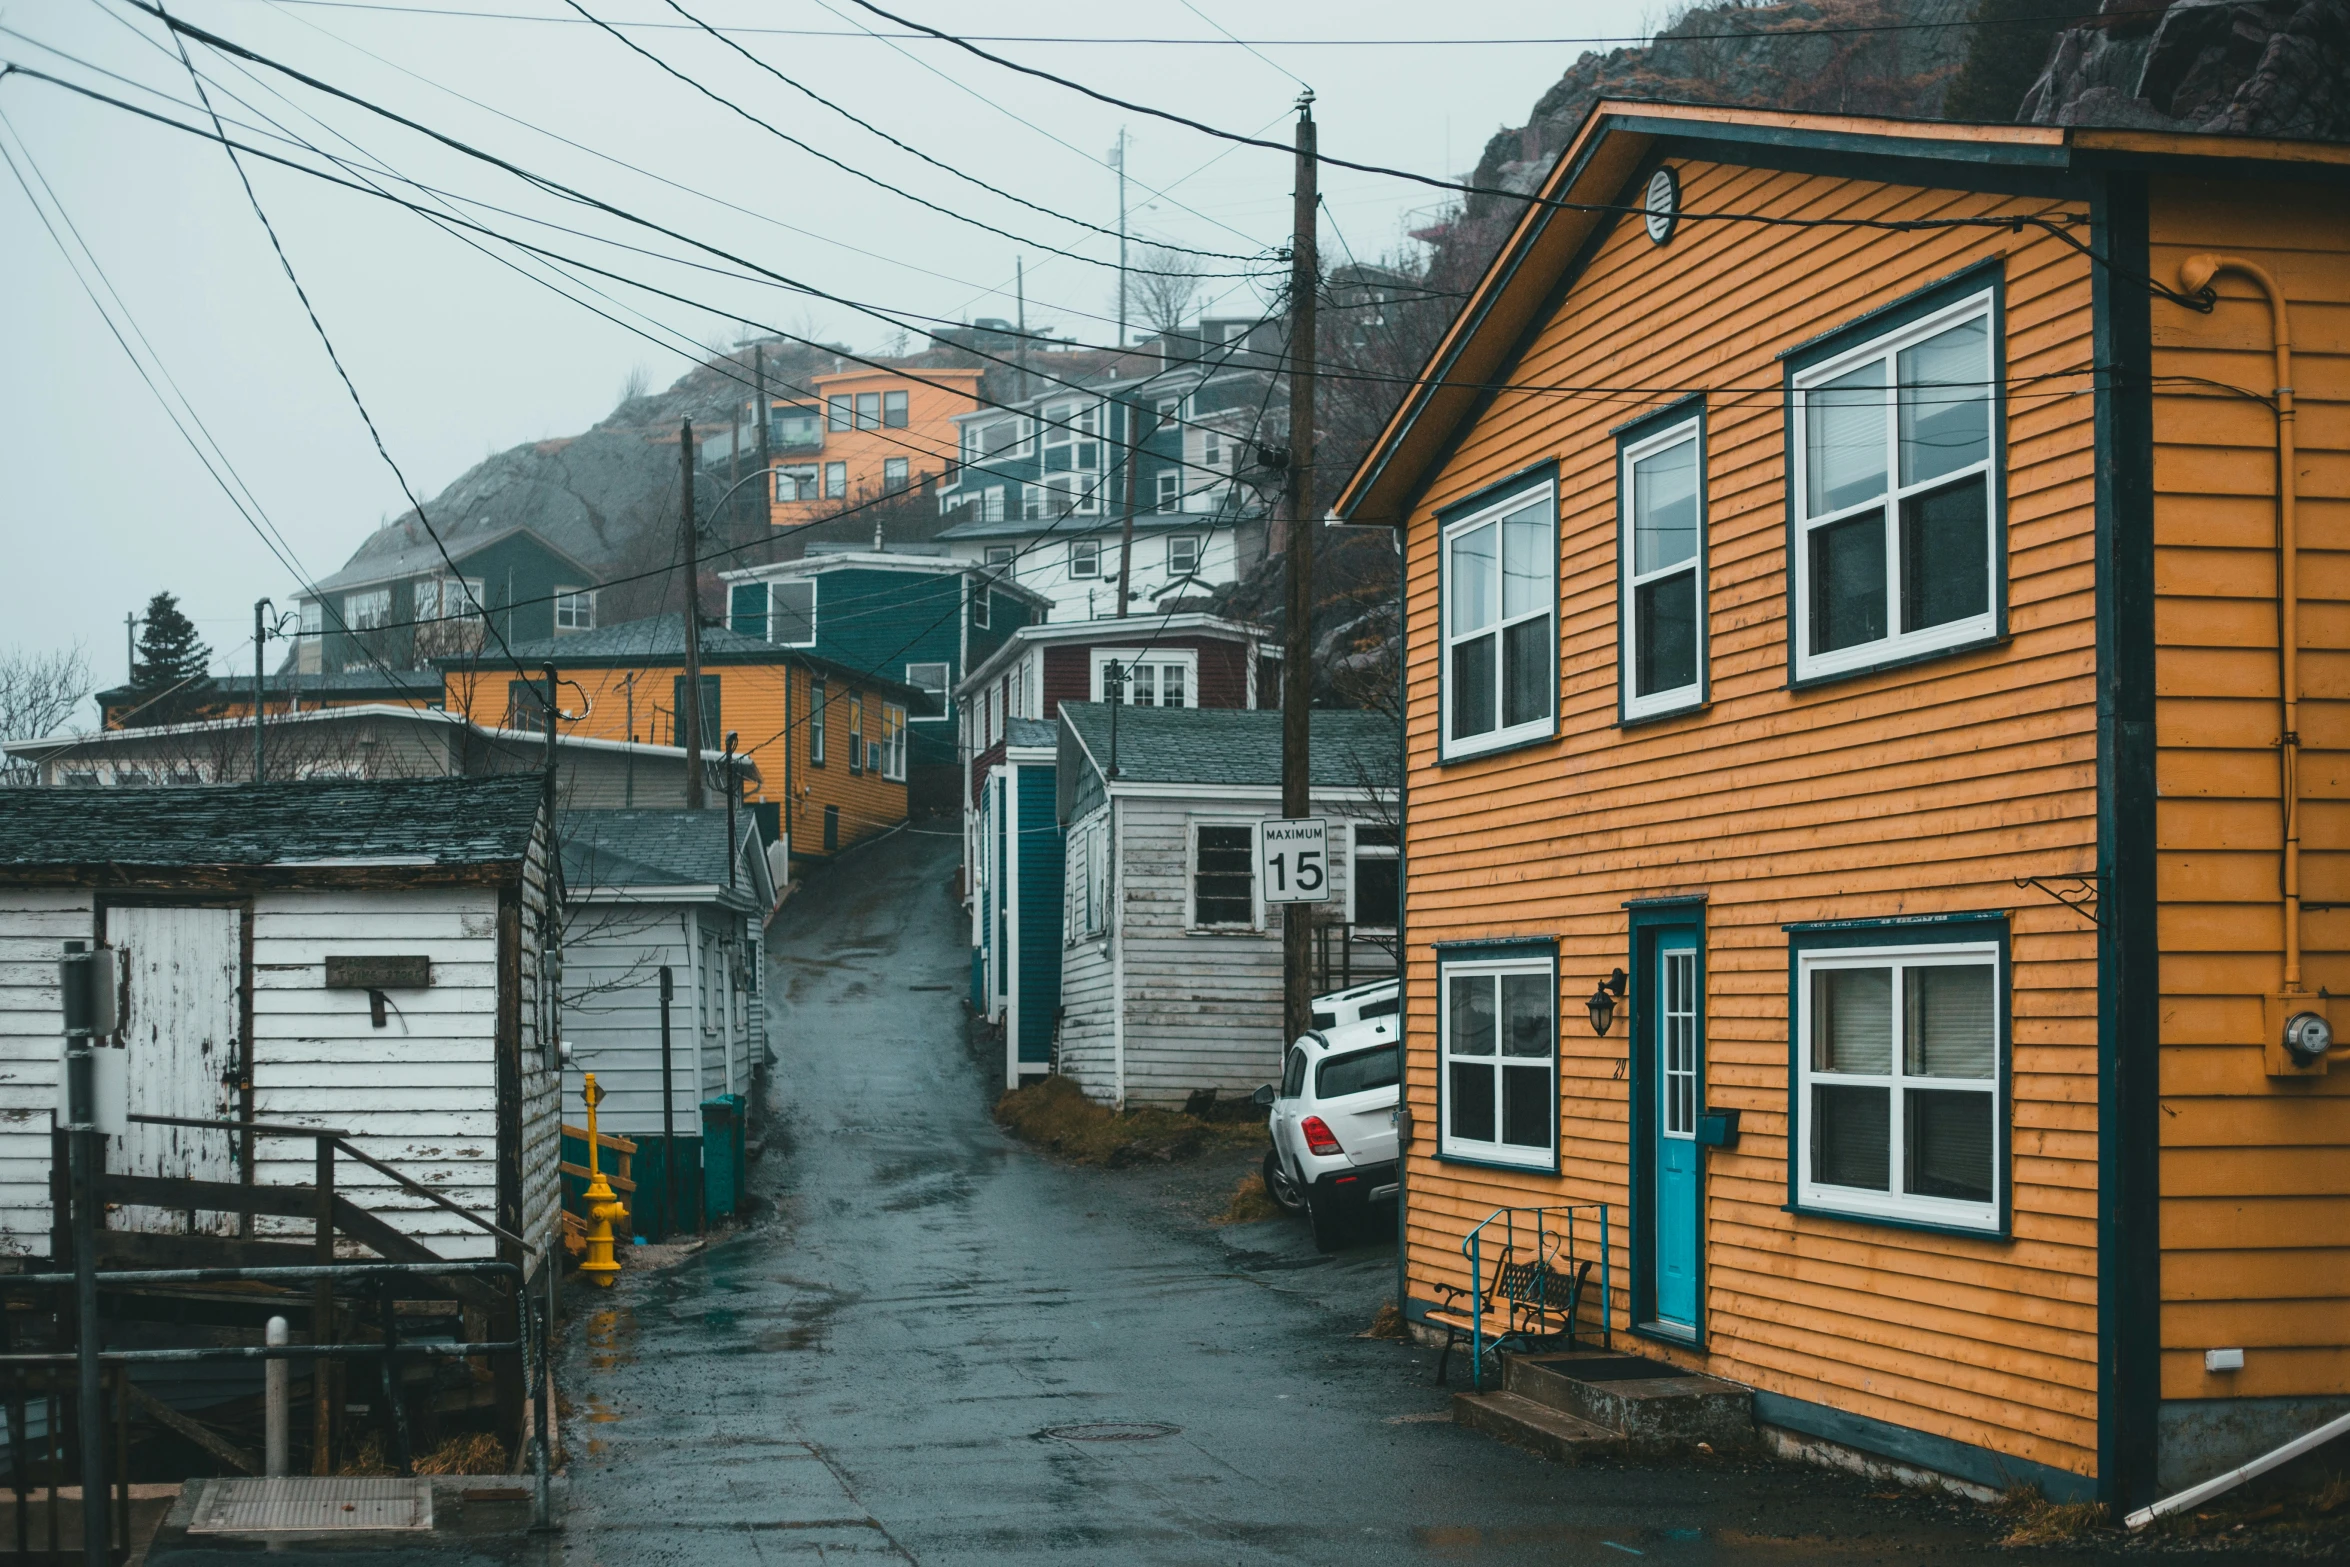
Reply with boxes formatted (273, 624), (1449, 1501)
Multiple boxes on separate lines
(1253, 1013), (1401, 1251)
(1310, 978), (1398, 1031)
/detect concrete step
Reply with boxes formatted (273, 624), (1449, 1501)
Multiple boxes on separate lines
(1505, 1351), (1754, 1449)
(1452, 1390), (1625, 1464)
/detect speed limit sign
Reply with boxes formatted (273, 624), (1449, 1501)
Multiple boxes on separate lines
(1257, 818), (1330, 904)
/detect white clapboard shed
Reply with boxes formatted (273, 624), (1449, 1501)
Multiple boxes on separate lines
(1054, 705), (1399, 1108)
(0, 774), (562, 1276)
(558, 809), (771, 1240)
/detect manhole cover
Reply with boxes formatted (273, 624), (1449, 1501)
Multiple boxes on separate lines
(189, 1476), (433, 1533)
(1038, 1421), (1181, 1442)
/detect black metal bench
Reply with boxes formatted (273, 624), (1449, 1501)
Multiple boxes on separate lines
(1424, 1256), (1593, 1386)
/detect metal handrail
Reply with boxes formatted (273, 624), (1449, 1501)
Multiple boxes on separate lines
(124, 1112), (535, 1256)
(1458, 1202), (1612, 1389)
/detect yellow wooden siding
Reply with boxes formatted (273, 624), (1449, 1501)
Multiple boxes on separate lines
(441, 663), (906, 852)
(2149, 178), (2350, 1403)
(1400, 157), (2105, 1478)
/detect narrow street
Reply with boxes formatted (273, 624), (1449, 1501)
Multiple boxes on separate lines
(554, 830), (2135, 1565)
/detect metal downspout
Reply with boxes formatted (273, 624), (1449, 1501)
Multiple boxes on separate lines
(2179, 255), (2301, 994)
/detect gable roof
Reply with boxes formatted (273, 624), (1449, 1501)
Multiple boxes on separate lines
(560, 808), (771, 909)
(1332, 100), (2350, 529)
(308, 523), (592, 598)
(1058, 704), (1395, 790)
(0, 775), (545, 874)
(954, 613), (1273, 697)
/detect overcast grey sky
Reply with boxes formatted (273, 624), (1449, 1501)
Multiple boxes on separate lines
(0, 0), (1648, 701)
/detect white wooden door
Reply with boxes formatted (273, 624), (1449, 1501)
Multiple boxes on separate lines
(104, 905), (242, 1234)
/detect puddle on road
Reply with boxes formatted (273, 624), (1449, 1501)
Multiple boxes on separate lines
(583, 1306), (637, 1371)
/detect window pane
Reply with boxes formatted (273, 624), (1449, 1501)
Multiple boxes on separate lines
(1501, 505), (1550, 620)
(1160, 664), (1185, 708)
(855, 392), (880, 430)
(1282, 1047), (1308, 1099)
(1906, 964), (1996, 1079)
(728, 582), (768, 639)
(1354, 855), (1399, 928)
(1806, 360), (1888, 515)
(1448, 974), (1495, 1056)
(1812, 967), (1892, 1073)
(1905, 1089), (1994, 1202)
(1900, 475), (1989, 634)
(1810, 512), (1887, 654)
(773, 582), (815, 644)
(1898, 318), (1990, 486)
(1449, 522), (1497, 637)
(1318, 1044), (1401, 1098)
(1502, 1065), (1551, 1148)
(1449, 1063), (1496, 1142)
(1500, 972), (1552, 1058)
(1502, 618), (1551, 729)
(1634, 569), (1697, 697)
(1450, 633), (1496, 740)
(1633, 437), (1699, 575)
(882, 390), (909, 429)
(1813, 1084), (1890, 1190)
(1193, 825), (1254, 924)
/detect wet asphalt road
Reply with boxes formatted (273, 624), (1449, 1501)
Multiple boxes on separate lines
(554, 828), (2180, 1566)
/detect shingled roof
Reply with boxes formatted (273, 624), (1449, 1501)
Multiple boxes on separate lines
(0, 775), (546, 873)
(560, 809), (759, 908)
(1058, 704), (1397, 789)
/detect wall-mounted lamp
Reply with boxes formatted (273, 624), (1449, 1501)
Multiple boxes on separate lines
(1586, 968), (1628, 1036)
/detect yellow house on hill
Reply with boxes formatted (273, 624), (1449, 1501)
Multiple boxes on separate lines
(1334, 101), (2350, 1510)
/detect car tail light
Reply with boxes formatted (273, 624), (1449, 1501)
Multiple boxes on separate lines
(1300, 1115), (1343, 1156)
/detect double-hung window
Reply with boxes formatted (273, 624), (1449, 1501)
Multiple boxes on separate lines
(985, 544), (1016, 570)
(882, 390), (908, 428)
(1618, 411), (1705, 719)
(1069, 539), (1102, 579)
(1044, 401), (1102, 473)
(344, 588), (391, 631)
(1156, 472), (1183, 514)
(1188, 821), (1257, 930)
(1167, 534), (1202, 576)
(554, 588), (596, 632)
(1793, 922), (2005, 1233)
(847, 695), (864, 774)
(808, 679), (827, 766)
(854, 392), (881, 430)
(1440, 480), (1555, 758)
(827, 395), (853, 432)
(1438, 948), (1556, 1169)
(883, 457), (909, 492)
(881, 703), (907, 780)
(824, 462), (848, 499)
(778, 465), (818, 502)
(1791, 284), (2000, 682)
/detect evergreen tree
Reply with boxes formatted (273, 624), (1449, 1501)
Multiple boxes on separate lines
(124, 591), (214, 727)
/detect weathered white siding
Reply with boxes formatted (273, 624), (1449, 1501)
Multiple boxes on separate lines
(518, 818), (562, 1272)
(560, 902), (761, 1142)
(0, 891), (90, 1256)
(1060, 791), (1386, 1108)
(1056, 802), (1117, 1097)
(249, 888), (505, 1259)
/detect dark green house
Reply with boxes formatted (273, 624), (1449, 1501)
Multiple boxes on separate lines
(295, 524), (598, 677)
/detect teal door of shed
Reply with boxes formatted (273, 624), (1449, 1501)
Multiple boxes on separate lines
(1013, 762), (1062, 1071)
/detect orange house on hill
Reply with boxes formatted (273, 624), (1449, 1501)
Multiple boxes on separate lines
(767, 366), (981, 525)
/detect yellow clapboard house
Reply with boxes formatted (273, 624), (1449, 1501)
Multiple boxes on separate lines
(1332, 102), (2350, 1510)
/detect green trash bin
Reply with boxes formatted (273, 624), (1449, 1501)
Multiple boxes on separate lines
(700, 1095), (745, 1220)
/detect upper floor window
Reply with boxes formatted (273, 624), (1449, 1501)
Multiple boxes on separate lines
(1069, 539), (1102, 579)
(881, 703), (908, 780)
(772, 404), (820, 446)
(1791, 288), (1999, 683)
(777, 464), (818, 502)
(1440, 480), (1555, 760)
(905, 662), (949, 706)
(1043, 401), (1102, 472)
(847, 694), (865, 774)
(1167, 534), (1202, 576)
(883, 457), (910, 492)
(882, 390), (908, 428)
(973, 582), (992, 630)
(344, 588), (391, 631)
(985, 545), (1016, 570)
(731, 579), (814, 646)
(1618, 413), (1705, 720)
(1043, 473), (1100, 517)
(983, 486), (1006, 523)
(854, 391), (881, 431)
(1793, 925), (2005, 1233)
(808, 678), (827, 765)
(1092, 649), (1194, 707)
(554, 588), (596, 632)
(827, 395), (853, 432)
(1155, 472), (1182, 514)
(824, 462), (847, 499)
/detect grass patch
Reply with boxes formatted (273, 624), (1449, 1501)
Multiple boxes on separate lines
(1993, 1486), (2108, 1546)
(338, 1430), (510, 1478)
(1362, 1301), (1411, 1341)
(995, 1075), (1264, 1167)
(1213, 1172), (1283, 1224)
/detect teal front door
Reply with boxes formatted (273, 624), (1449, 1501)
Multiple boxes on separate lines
(1651, 932), (1700, 1334)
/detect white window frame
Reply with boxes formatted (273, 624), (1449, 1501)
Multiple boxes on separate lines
(1043, 472), (1100, 518)
(985, 544), (1016, 569)
(1437, 951), (1557, 1171)
(1438, 479), (1557, 761)
(553, 587), (596, 632)
(1089, 647), (1197, 708)
(823, 461), (847, 499)
(881, 703), (908, 781)
(854, 391), (881, 431)
(1043, 399), (1102, 472)
(343, 588), (391, 631)
(1069, 538), (1102, 579)
(1618, 416), (1706, 721)
(1166, 533), (1203, 576)
(768, 579), (817, 648)
(1793, 938), (2004, 1233)
(777, 464), (818, 502)
(905, 662), (949, 707)
(1790, 288), (2001, 684)
(1346, 821), (1399, 929)
(1066, 810), (1110, 941)
(1155, 472), (1183, 515)
(883, 456), (909, 491)
(827, 395), (852, 432)
(1186, 817), (1260, 932)
(882, 389), (909, 429)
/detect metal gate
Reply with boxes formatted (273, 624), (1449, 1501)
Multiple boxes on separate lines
(101, 905), (241, 1234)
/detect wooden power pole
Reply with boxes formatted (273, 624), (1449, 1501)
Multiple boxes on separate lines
(679, 417), (706, 809)
(1281, 93), (1319, 1044)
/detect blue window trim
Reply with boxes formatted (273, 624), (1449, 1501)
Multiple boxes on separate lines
(1436, 462), (1561, 767)
(1627, 901), (1706, 1347)
(1432, 937), (1561, 1175)
(1779, 258), (2010, 692)
(1783, 911), (2013, 1241)
(1614, 394), (1710, 727)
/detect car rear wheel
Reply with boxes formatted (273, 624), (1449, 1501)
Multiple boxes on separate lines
(1306, 1188), (1354, 1253)
(1263, 1149), (1308, 1214)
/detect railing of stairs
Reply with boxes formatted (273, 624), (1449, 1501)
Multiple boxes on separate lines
(1457, 1203), (1611, 1391)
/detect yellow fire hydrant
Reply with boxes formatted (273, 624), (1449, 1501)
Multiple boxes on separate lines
(579, 1073), (626, 1288)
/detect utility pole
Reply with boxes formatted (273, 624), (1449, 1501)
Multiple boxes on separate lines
(125, 613), (136, 684)
(754, 345), (772, 540)
(724, 732), (739, 888)
(1112, 129), (1129, 348)
(1114, 404), (1153, 618)
(1281, 92), (1320, 1045)
(60, 939), (114, 1567)
(253, 599), (271, 785)
(680, 418), (706, 809)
